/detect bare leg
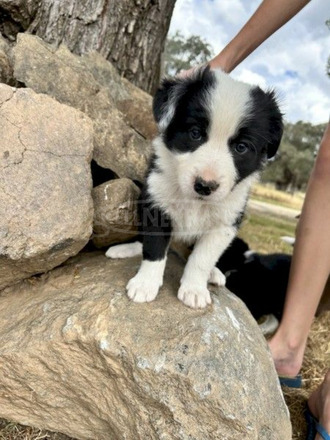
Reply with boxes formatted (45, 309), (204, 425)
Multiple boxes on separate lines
(269, 124), (330, 377)
(308, 370), (330, 439)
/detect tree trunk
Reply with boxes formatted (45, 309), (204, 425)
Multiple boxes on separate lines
(0, 0), (176, 94)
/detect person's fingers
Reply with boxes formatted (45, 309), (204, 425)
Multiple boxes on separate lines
(176, 64), (206, 78)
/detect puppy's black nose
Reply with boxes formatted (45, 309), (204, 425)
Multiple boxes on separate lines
(194, 177), (219, 196)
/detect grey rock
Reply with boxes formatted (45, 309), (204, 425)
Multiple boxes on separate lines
(81, 51), (131, 103)
(0, 252), (291, 440)
(82, 51), (157, 140)
(92, 178), (140, 248)
(13, 33), (152, 181)
(0, 84), (94, 290)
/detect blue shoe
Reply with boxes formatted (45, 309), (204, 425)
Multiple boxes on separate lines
(279, 374), (302, 388)
(305, 403), (330, 440)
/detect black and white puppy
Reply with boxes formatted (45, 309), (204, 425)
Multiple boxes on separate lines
(106, 67), (283, 308)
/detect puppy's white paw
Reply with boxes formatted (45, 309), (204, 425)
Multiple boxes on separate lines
(178, 284), (212, 309)
(208, 267), (226, 286)
(126, 274), (161, 303)
(106, 242), (142, 259)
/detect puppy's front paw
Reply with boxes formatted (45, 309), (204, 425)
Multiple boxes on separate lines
(126, 274), (161, 303)
(178, 284), (212, 309)
(208, 267), (226, 286)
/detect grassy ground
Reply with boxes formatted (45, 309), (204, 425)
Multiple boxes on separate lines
(1, 184), (328, 440)
(251, 183), (305, 211)
(240, 210), (296, 254)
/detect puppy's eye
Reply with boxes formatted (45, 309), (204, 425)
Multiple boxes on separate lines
(234, 143), (249, 154)
(189, 127), (202, 141)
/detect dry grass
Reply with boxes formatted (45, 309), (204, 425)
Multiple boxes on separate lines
(0, 421), (73, 440)
(251, 183), (305, 211)
(282, 311), (330, 440)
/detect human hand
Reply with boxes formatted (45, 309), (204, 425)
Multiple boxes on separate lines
(176, 64), (206, 79)
(208, 53), (232, 73)
(176, 53), (231, 79)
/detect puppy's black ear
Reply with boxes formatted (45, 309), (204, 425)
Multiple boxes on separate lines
(265, 90), (284, 159)
(153, 66), (214, 130)
(250, 87), (284, 159)
(153, 77), (179, 127)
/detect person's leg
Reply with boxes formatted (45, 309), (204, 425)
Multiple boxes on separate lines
(268, 124), (330, 377)
(308, 370), (330, 440)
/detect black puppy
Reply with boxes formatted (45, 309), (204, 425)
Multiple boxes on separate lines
(217, 238), (290, 320)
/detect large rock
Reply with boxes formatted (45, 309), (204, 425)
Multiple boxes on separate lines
(92, 178), (140, 248)
(0, 252), (291, 440)
(82, 51), (157, 140)
(0, 84), (94, 290)
(13, 33), (153, 181)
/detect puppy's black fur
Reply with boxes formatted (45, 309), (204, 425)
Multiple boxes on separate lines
(217, 238), (290, 320)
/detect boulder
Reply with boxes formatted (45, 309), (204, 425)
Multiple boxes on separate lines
(119, 77), (158, 140)
(13, 33), (153, 181)
(82, 51), (157, 140)
(0, 252), (292, 440)
(0, 84), (94, 290)
(92, 178), (140, 248)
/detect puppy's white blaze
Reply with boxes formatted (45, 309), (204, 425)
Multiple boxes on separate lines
(209, 70), (252, 140)
(106, 242), (142, 259)
(126, 259), (166, 303)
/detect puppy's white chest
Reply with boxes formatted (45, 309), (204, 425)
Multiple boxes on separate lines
(168, 201), (223, 242)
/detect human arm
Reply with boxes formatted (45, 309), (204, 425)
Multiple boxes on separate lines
(268, 123), (330, 378)
(209, 0), (311, 72)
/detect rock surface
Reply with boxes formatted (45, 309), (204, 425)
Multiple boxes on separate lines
(13, 33), (153, 181)
(0, 84), (94, 290)
(92, 178), (140, 248)
(0, 252), (291, 440)
(81, 51), (157, 140)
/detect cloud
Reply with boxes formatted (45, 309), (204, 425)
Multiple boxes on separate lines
(169, 0), (330, 124)
(234, 69), (267, 89)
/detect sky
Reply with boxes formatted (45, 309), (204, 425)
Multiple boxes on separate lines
(168, 0), (330, 124)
